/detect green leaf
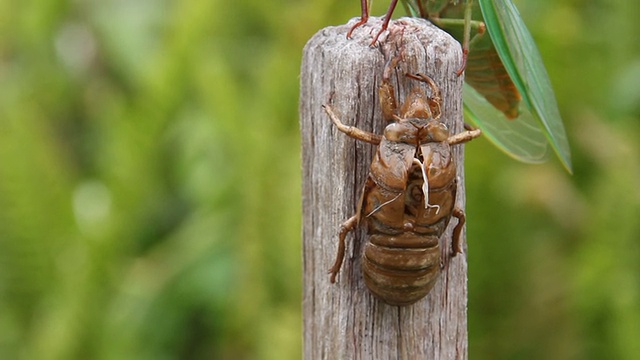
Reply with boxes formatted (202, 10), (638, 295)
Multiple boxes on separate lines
(479, 0), (572, 172)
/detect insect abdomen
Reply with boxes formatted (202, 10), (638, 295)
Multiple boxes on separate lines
(363, 233), (440, 306)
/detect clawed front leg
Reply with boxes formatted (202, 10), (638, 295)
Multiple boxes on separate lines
(322, 104), (382, 145)
(369, 0), (400, 46)
(456, 19), (486, 76)
(429, 1), (487, 76)
(346, 0), (370, 39)
(406, 73), (442, 119)
(457, 0), (473, 76)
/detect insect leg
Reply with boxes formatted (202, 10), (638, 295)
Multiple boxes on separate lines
(322, 104), (382, 144)
(329, 176), (374, 283)
(451, 208), (466, 256)
(406, 73), (442, 119)
(379, 77), (398, 123)
(456, 0), (474, 76)
(370, 0), (400, 46)
(427, 4), (486, 76)
(346, 0), (370, 39)
(379, 55), (411, 122)
(329, 214), (359, 283)
(447, 127), (481, 145)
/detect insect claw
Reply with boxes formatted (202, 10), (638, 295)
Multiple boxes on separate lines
(328, 267), (339, 283)
(346, 0), (369, 39)
(347, 19), (367, 39)
(456, 48), (468, 76)
(369, 0), (398, 46)
(327, 58), (477, 305)
(369, 29), (384, 47)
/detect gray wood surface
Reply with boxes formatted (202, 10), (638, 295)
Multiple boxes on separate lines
(300, 17), (469, 360)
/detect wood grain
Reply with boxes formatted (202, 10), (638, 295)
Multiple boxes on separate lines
(300, 17), (469, 360)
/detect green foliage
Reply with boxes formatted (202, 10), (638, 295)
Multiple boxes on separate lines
(466, 1), (640, 359)
(0, 0), (638, 359)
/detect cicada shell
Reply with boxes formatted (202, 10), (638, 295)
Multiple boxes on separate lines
(348, 0), (573, 172)
(323, 70), (480, 305)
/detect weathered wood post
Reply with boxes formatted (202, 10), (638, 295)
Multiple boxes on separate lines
(300, 17), (468, 359)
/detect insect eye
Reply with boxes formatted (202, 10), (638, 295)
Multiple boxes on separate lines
(428, 122), (449, 142)
(384, 123), (405, 141)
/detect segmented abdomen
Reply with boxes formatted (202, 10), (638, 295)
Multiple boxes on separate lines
(363, 233), (440, 305)
(362, 157), (457, 305)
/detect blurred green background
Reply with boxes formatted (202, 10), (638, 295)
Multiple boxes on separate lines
(1, 0), (638, 359)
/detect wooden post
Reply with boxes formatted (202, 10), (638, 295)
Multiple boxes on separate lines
(300, 17), (468, 359)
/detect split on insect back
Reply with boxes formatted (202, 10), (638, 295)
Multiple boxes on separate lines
(347, 0), (573, 173)
(301, 16), (477, 356)
(320, 21), (480, 306)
